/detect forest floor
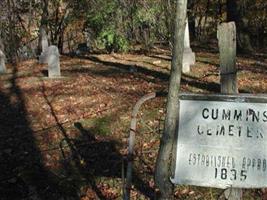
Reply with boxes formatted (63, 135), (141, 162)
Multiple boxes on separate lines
(0, 44), (267, 200)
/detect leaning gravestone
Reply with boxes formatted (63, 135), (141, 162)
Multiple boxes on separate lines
(183, 19), (195, 73)
(39, 27), (49, 64)
(0, 50), (6, 73)
(40, 45), (61, 78)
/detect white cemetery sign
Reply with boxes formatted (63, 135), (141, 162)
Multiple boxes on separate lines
(171, 93), (267, 189)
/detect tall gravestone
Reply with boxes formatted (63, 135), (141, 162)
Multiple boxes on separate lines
(183, 19), (195, 73)
(0, 50), (6, 73)
(218, 22), (241, 200)
(39, 27), (49, 64)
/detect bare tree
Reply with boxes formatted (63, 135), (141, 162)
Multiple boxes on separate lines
(154, 0), (188, 199)
(227, 0), (253, 52)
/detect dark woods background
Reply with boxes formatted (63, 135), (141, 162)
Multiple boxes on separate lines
(0, 0), (266, 62)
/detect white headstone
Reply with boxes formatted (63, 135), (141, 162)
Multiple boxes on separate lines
(40, 45), (61, 78)
(184, 19), (191, 49)
(183, 19), (195, 73)
(48, 46), (60, 78)
(0, 50), (6, 73)
(40, 27), (48, 53)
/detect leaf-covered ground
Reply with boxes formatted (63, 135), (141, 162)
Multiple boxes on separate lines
(0, 45), (266, 200)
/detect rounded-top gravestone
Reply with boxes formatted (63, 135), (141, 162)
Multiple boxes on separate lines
(39, 45), (61, 78)
(47, 45), (61, 78)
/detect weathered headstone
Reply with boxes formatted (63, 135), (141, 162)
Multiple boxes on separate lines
(39, 27), (49, 63)
(218, 22), (237, 94)
(47, 46), (60, 78)
(0, 50), (6, 73)
(218, 22), (241, 200)
(40, 45), (61, 78)
(183, 19), (195, 73)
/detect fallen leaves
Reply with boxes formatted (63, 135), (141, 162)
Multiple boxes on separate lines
(0, 47), (266, 199)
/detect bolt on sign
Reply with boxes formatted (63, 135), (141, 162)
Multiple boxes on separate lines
(171, 93), (267, 189)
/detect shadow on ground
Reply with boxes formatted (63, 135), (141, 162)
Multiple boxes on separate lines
(66, 54), (225, 93)
(0, 64), (155, 199)
(0, 65), (70, 200)
(0, 58), (159, 200)
(84, 54), (253, 93)
(40, 79), (156, 199)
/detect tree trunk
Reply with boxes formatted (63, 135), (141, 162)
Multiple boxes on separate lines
(226, 0), (238, 22)
(203, 0), (210, 37)
(226, 0), (253, 53)
(58, 30), (64, 54)
(38, 0), (49, 55)
(188, 0), (196, 39)
(154, 0), (188, 199)
(7, 0), (18, 64)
